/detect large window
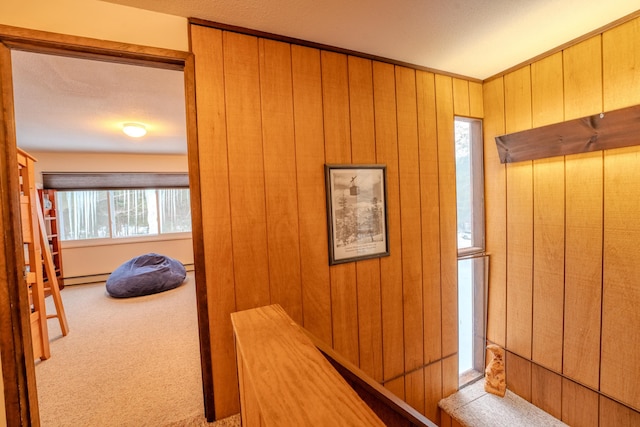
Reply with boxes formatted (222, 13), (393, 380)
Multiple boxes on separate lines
(455, 117), (487, 386)
(58, 188), (191, 242)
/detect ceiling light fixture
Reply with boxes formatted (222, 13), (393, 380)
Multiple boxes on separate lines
(122, 122), (147, 138)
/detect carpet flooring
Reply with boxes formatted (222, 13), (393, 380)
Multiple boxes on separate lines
(36, 272), (218, 426)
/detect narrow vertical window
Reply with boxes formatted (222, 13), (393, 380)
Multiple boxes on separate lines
(455, 117), (487, 386)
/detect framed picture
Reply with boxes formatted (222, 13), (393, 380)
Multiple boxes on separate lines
(324, 164), (390, 265)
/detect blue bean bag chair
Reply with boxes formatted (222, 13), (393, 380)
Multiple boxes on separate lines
(106, 253), (186, 298)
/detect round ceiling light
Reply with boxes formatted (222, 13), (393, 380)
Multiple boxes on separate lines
(122, 122), (147, 138)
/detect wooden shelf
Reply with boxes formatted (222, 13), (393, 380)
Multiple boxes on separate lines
(495, 104), (640, 163)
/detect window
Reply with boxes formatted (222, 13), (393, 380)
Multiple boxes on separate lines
(58, 188), (191, 241)
(455, 117), (487, 387)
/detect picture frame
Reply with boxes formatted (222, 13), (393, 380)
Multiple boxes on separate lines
(324, 164), (390, 265)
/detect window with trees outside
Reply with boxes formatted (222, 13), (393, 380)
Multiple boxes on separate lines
(455, 116), (487, 387)
(57, 188), (192, 242)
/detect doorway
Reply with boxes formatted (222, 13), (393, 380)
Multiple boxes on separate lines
(0, 28), (213, 425)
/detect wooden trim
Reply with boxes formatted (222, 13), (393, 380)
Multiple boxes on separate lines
(183, 52), (216, 421)
(0, 24), (188, 70)
(0, 41), (40, 427)
(484, 9), (640, 82)
(188, 18), (482, 83)
(0, 26), (214, 424)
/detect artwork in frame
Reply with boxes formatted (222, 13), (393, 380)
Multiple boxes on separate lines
(324, 164), (390, 265)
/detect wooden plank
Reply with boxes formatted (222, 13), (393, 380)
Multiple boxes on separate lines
(231, 305), (385, 426)
(602, 146), (640, 410)
(504, 66), (532, 134)
(348, 55), (383, 382)
(530, 52), (564, 373)
(531, 157), (565, 373)
(321, 51), (359, 366)
(442, 354), (458, 398)
(495, 105), (640, 163)
(531, 364), (562, 420)
(563, 151), (602, 389)
(291, 45), (332, 345)
(561, 378), (598, 427)
(259, 38), (303, 324)
(416, 70), (442, 363)
(599, 396), (640, 427)
(468, 81), (484, 118)
(435, 74), (458, 358)
(424, 361), (442, 424)
(563, 36), (603, 120)
(405, 368), (425, 418)
(385, 376), (406, 400)
(373, 61), (404, 381)
(223, 31), (271, 312)
(483, 77), (507, 347)
(452, 78), (470, 116)
(190, 25), (239, 418)
(506, 351), (532, 402)
(396, 66), (424, 374)
(603, 17), (640, 111)
(505, 160), (533, 359)
(504, 66), (533, 359)
(440, 412), (453, 427)
(531, 52), (564, 128)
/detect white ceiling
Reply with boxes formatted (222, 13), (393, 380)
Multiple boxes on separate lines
(11, 1), (640, 155)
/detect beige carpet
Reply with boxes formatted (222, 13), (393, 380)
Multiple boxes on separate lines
(36, 272), (235, 427)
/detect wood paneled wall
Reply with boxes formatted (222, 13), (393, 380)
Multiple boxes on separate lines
(190, 23), (483, 421)
(484, 16), (640, 426)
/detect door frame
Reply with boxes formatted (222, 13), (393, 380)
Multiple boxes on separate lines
(0, 24), (214, 425)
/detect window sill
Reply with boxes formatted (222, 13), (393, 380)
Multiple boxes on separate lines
(60, 232), (192, 249)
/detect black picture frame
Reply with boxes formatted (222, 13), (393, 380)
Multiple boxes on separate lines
(324, 164), (390, 265)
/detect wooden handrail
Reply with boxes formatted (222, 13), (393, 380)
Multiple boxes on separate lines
(231, 304), (437, 427)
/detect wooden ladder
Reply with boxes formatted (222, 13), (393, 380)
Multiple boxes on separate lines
(36, 195), (69, 336)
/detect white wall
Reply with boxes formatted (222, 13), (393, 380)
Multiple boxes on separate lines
(0, 0), (188, 51)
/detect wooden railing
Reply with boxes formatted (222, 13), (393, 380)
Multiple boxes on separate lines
(231, 304), (436, 427)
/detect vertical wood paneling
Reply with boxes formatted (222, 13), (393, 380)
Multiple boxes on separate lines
(563, 152), (602, 389)
(602, 146), (640, 410)
(435, 75), (458, 359)
(396, 66), (423, 376)
(531, 53), (565, 373)
(321, 51), (360, 366)
(442, 354), (458, 398)
(416, 71), (442, 363)
(562, 378), (599, 427)
(599, 396), (640, 427)
(385, 376), (406, 400)
(190, 25), (239, 417)
(223, 32), (270, 312)
(452, 78), (470, 116)
(291, 45), (333, 345)
(259, 39), (303, 323)
(603, 17), (640, 111)
(563, 37), (602, 119)
(531, 53), (564, 127)
(531, 364), (562, 419)
(483, 77), (507, 347)
(424, 361), (443, 424)
(531, 158), (565, 373)
(348, 55), (383, 381)
(405, 368), (425, 416)
(562, 34), (603, 391)
(504, 67), (533, 359)
(469, 82), (484, 118)
(506, 351), (532, 402)
(373, 61), (405, 383)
